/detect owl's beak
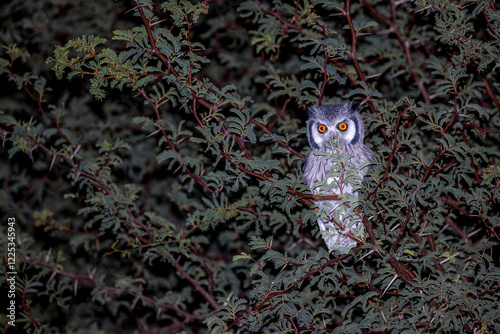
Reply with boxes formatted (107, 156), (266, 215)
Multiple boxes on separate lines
(326, 133), (343, 149)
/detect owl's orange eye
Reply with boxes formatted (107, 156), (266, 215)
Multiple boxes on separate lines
(317, 125), (327, 133)
(338, 122), (348, 131)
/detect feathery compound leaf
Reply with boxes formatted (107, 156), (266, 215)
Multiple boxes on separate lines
(249, 236), (273, 250)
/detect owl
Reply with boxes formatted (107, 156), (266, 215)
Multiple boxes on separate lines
(302, 101), (375, 253)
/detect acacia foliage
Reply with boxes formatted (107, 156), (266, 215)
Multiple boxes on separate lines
(0, 0), (499, 333)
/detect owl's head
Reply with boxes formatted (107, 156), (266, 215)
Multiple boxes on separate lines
(306, 101), (364, 150)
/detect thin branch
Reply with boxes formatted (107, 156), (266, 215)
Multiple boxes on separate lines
(362, 0), (431, 104)
(254, 0), (303, 32)
(172, 258), (219, 310)
(24, 255), (203, 322)
(392, 204), (413, 253)
(421, 95), (458, 183)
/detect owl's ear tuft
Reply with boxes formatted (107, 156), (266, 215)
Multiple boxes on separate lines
(347, 101), (361, 112)
(306, 106), (317, 118)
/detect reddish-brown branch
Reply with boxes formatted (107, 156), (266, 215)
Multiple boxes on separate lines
(22, 83), (73, 145)
(226, 254), (350, 331)
(220, 149), (341, 206)
(24, 255), (203, 322)
(463, 123), (500, 134)
(361, 0), (431, 104)
(139, 88), (217, 196)
(440, 196), (469, 216)
(421, 96), (458, 183)
(137, 5), (180, 77)
(367, 110), (403, 202)
(387, 255), (417, 284)
(392, 204), (413, 253)
(409, 227), (445, 274)
(472, 285), (500, 299)
(250, 118), (305, 158)
(226, 247), (406, 331)
(30, 137), (153, 245)
(361, 215), (377, 245)
(345, 0), (365, 84)
(345, 1), (377, 114)
(254, 0), (303, 32)
(382, 111), (402, 180)
(315, 19), (329, 105)
(480, 216), (500, 243)
(17, 289), (39, 329)
(461, 130), (482, 185)
(172, 258), (219, 310)
(444, 216), (470, 246)
(137, 5), (306, 206)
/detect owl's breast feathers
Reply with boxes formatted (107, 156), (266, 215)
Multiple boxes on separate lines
(302, 143), (375, 189)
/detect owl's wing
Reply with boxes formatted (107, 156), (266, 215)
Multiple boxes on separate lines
(352, 144), (376, 176)
(302, 152), (333, 189)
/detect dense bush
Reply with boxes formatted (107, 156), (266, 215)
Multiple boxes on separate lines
(1, 0), (499, 333)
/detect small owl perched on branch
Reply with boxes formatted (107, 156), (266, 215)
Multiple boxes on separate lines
(302, 101), (375, 253)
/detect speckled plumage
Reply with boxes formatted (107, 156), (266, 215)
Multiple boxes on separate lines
(302, 101), (375, 253)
